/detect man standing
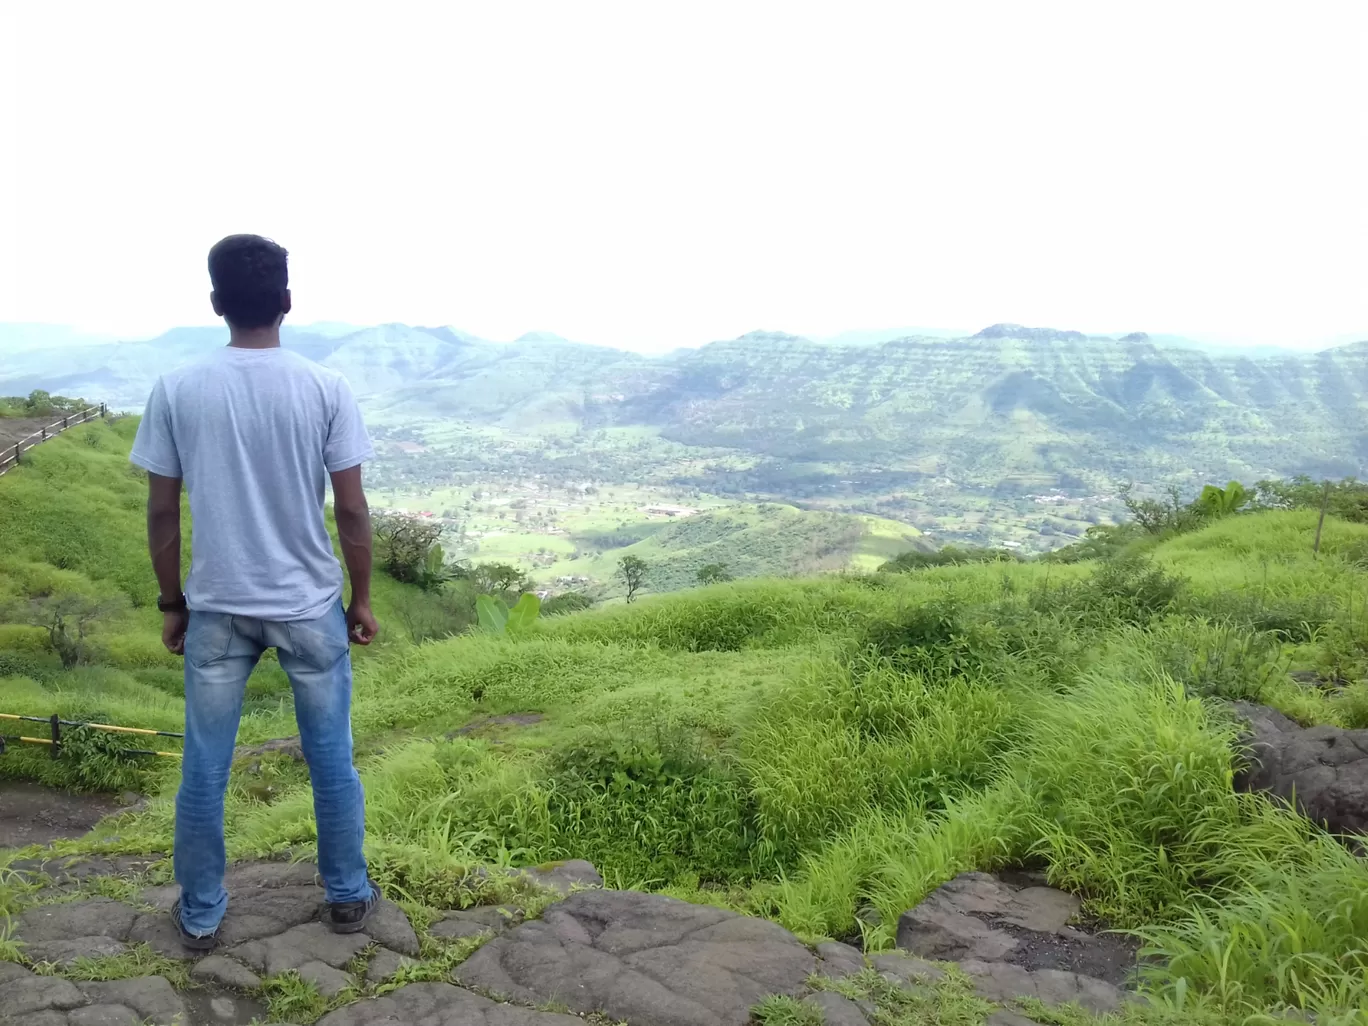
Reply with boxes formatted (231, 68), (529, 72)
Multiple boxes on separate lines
(130, 234), (380, 950)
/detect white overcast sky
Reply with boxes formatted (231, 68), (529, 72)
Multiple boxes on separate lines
(1, 1), (1365, 352)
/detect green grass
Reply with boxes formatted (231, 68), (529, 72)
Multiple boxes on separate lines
(9, 423), (1368, 1022)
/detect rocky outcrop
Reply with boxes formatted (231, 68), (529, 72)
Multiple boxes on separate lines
(454, 889), (817, 1026)
(1232, 700), (1368, 836)
(895, 871), (1139, 1015)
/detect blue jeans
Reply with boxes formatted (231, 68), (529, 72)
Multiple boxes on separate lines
(176, 600), (371, 935)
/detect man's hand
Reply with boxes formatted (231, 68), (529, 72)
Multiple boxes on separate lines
(162, 610), (189, 655)
(347, 601), (378, 645)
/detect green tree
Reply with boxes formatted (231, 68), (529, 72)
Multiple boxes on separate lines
(6, 593), (126, 669)
(373, 513), (448, 590)
(696, 562), (733, 585)
(618, 555), (649, 603)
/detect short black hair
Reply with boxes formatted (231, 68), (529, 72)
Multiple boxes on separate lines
(208, 234), (289, 329)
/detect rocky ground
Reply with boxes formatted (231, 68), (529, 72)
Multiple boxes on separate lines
(2, 848), (1139, 1026)
(8, 696), (1365, 1025)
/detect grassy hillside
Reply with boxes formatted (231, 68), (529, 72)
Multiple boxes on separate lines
(0, 416), (440, 786)
(551, 503), (927, 594)
(5, 451), (1368, 1021)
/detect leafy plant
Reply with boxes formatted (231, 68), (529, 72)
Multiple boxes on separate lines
(1195, 480), (1250, 518)
(476, 592), (541, 636)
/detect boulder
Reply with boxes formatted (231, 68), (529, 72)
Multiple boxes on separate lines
(455, 889), (817, 1026)
(1232, 700), (1368, 835)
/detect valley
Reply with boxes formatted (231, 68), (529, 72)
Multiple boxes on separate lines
(9, 321), (1367, 576)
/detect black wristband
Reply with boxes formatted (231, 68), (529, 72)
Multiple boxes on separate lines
(157, 593), (188, 613)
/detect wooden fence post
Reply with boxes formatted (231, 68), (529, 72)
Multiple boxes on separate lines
(1313, 480), (1331, 556)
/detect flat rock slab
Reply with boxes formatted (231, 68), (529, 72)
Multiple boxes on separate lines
(77, 977), (186, 1025)
(316, 981), (586, 1026)
(363, 898), (421, 956)
(896, 872), (1137, 985)
(230, 921), (372, 974)
(803, 992), (870, 1026)
(512, 859), (603, 895)
(21, 937), (131, 966)
(17, 898), (139, 944)
(6, 970), (87, 1016)
(455, 889), (816, 1026)
(298, 960), (356, 999)
(191, 953), (264, 990)
(870, 952), (943, 991)
(960, 959), (1125, 1013)
(6, 854), (163, 893)
(1233, 700), (1368, 835)
(430, 906), (519, 941)
(66, 1006), (142, 1026)
(814, 941), (865, 980)
(364, 947), (418, 986)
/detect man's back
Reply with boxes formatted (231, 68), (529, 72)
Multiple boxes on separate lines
(130, 346), (373, 621)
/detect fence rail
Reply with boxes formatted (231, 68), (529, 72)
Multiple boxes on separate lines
(0, 403), (108, 477)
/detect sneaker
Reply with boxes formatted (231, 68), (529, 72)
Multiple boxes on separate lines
(327, 879), (380, 934)
(170, 898), (219, 953)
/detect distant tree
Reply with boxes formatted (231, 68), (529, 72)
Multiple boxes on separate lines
(466, 562), (528, 595)
(696, 562), (733, 586)
(6, 593), (126, 669)
(1118, 482), (1199, 534)
(618, 555), (649, 603)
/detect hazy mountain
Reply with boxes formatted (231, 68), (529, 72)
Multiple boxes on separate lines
(5, 320), (1368, 493)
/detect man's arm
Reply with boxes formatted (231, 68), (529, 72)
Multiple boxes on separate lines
(147, 473), (188, 654)
(330, 465), (378, 644)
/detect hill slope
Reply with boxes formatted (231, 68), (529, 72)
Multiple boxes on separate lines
(554, 503), (927, 593)
(0, 417), (441, 787)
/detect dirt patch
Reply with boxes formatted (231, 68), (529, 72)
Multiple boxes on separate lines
(0, 417), (51, 450)
(976, 912), (1142, 985)
(0, 780), (128, 848)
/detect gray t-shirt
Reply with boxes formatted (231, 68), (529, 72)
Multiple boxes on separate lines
(130, 346), (374, 621)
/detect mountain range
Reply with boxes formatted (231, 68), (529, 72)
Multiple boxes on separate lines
(3, 321), (1367, 498)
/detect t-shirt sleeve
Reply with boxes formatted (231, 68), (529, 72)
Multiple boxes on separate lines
(324, 376), (375, 473)
(129, 378), (182, 478)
